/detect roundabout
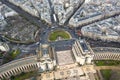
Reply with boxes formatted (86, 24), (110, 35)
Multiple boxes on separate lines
(48, 29), (71, 42)
(0, 0), (120, 80)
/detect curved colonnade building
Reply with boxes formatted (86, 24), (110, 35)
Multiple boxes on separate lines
(0, 56), (38, 79)
(93, 47), (120, 60)
(0, 40), (120, 80)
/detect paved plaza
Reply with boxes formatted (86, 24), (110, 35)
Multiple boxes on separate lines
(56, 50), (74, 66)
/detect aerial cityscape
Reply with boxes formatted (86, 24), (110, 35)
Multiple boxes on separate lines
(0, 0), (120, 80)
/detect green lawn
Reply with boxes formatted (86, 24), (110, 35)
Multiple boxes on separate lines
(10, 49), (20, 59)
(11, 71), (37, 80)
(49, 30), (71, 41)
(3, 49), (20, 64)
(94, 60), (120, 66)
(101, 69), (112, 80)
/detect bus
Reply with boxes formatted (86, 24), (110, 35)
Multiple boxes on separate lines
(53, 14), (57, 22)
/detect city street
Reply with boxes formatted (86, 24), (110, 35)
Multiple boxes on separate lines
(0, 0), (47, 28)
(0, 0), (120, 60)
(0, 0), (120, 79)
